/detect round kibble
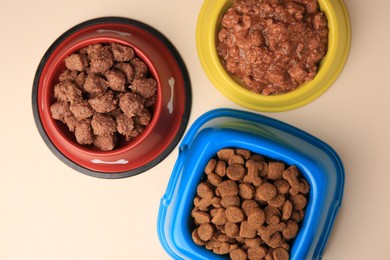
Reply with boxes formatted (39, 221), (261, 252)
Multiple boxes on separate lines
(273, 247), (289, 260)
(247, 208), (265, 228)
(256, 182), (277, 201)
(227, 163), (246, 181)
(230, 248), (247, 260)
(247, 246), (267, 260)
(225, 206), (245, 223)
(198, 223), (214, 242)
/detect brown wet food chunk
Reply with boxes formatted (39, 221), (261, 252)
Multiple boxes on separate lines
(131, 78), (157, 99)
(130, 58), (148, 79)
(54, 81), (82, 103)
(50, 101), (70, 122)
(116, 113), (135, 141)
(114, 62), (134, 83)
(74, 119), (93, 145)
(136, 108), (152, 126)
(91, 113), (116, 137)
(65, 53), (88, 71)
(93, 134), (117, 151)
(88, 90), (117, 113)
(119, 92), (144, 117)
(69, 100), (94, 120)
(105, 69), (126, 92)
(111, 42), (135, 62)
(83, 74), (107, 94)
(87, 44), (114, 74)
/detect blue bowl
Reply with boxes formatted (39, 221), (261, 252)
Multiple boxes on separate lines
(157, 108), (344, 260)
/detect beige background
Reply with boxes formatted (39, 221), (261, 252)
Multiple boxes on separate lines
(0, 0), (389, 259)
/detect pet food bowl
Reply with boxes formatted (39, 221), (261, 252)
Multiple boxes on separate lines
(158, 108), (344, 259)
(196, 0), (351, 112)
(32, 17), (191, 178)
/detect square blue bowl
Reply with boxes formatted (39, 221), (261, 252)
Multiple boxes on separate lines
(157, 108), (344, 260)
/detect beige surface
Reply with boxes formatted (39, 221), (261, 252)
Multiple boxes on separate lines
(0, 0), (389, 259)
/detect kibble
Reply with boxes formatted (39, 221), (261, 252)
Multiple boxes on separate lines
(191, 148), (310, 259)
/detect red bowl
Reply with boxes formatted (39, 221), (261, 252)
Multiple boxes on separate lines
(32, 17), (191, 178)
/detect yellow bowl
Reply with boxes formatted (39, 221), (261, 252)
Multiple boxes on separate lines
(196, 0), (351, 112)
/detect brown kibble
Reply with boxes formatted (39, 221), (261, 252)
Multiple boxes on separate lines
(227, 163), (246, 181)
(205, 158), (217, 174)
(230, 248), (247, 260)
(194, 196), (213, 212)
(268, 194), (286, 208)
(274, 179), (290, 195)
(225, 221), (240, 238)
(259, 222), (286, 248)
(267, 232), (284, 249)
(299, 177), (310, 195)
(197, 182), (213, 199)
(244, 160), (262, 186)
(242, 200), (259, 216)
(244, 237), (262, 248)
(208, 173), (222, 187)
(282, 220), (299, 240)
(264, 206), (281, 225)
(192, 211), (211, 224)
(228, 154), (245, 165)
(225, 206), (245, 223)
(239, 221), (257, 238)
(198, 223), (214, 242)
(248, 246), (267, 260)
(256, 182), (277, 202)
(290, 194), (307, 210)
(273, 247), (289, 260)
(217, 180), (238, 197)
(217, 148), (235, 162)
(282, 165), (306, 196)
(239, 183), (255, 200)
(211, 208), (228, 226)
(235, 148), (252, 160)
(268, 161), (285, 180)
(213, 242), (231, 255)
(215, 160), (227, 177)
(211, 197), (222, 208)
(290, 210), (301, 223)
(247, 208), (265, 228)
(192, 229), (205, 246)
(281, 200), (293, 221)
(220, 195), (241, 208)
(205, 238), (221, 250)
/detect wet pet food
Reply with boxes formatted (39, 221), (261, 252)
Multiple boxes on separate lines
(217, 0), (328, 95)
(50, 43), (157, 151)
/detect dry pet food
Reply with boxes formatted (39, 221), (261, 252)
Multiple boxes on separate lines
(191, 148), (310, 260)
(50, 43), (157, 151)
(217, 0), (328, 95)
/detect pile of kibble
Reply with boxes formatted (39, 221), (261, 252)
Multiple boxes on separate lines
(191, 148), (310, 260)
